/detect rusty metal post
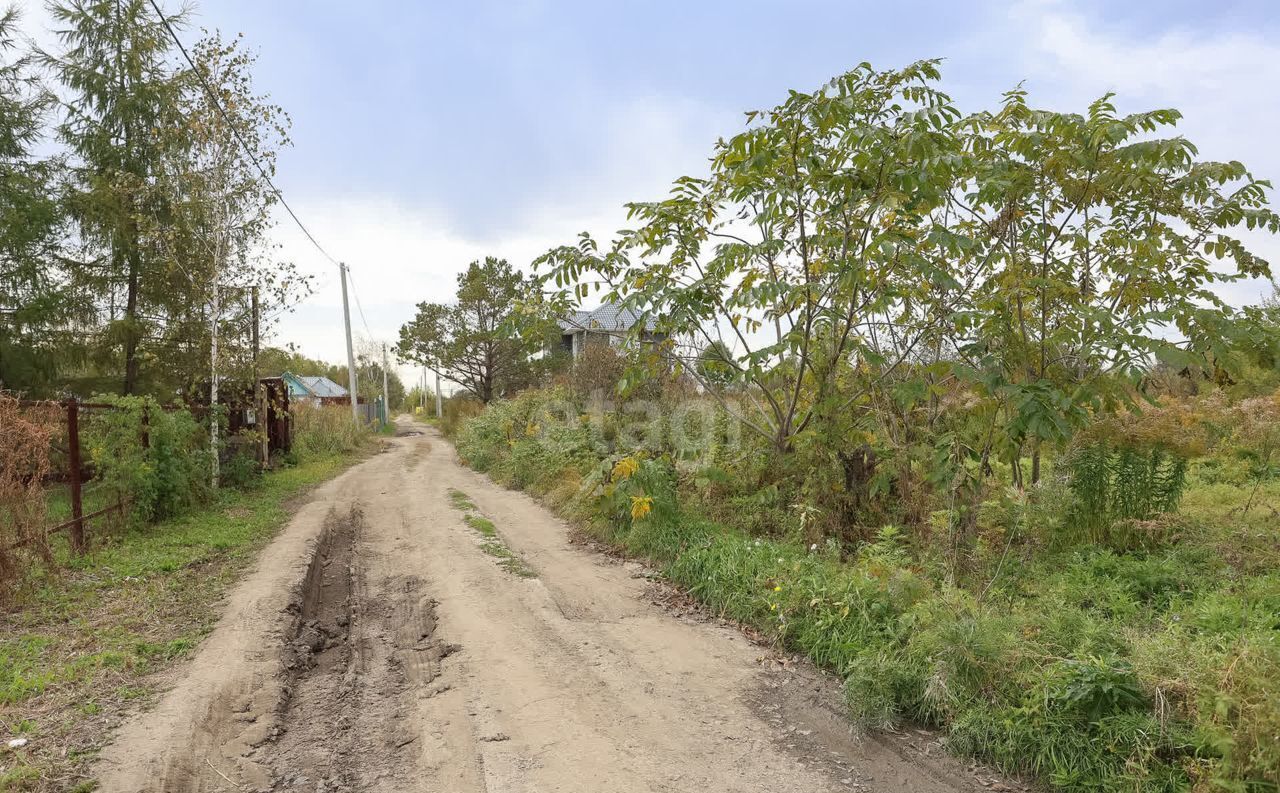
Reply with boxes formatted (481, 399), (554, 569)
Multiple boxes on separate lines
(66, 398), (85, 553)
(141, 403), (150, 450)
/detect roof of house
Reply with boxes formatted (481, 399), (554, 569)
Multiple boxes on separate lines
(281, 372), (348, 398)
(557, 303), (657, 333)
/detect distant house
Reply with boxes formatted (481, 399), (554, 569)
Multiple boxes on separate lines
(280, 373), (359, 406)
(557, 303), (664, 358)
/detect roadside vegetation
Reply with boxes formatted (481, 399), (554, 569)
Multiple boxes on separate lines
(451, 384), (1280, 792)
(431, 60), (1280, 793)
(447, 488), (536, 578)
(0, 406), (375, 791)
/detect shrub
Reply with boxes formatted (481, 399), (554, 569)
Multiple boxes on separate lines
(83, 396), (211, 523)
(0, 394), (58, 597)
(220, 447), (261, 489)
(1063, 441), (1189, 549)
(448, 386), (1280, 792)
(568, 343), (625, 400)
(1229, 393), (1280, 513)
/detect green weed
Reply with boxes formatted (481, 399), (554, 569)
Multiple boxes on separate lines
(451, 387), (1280, 793)
(0, 452), (361, 791)
(446, 488), (535, 578)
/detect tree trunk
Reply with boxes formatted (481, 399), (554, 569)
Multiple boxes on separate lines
(838, 445), (877, 541)
(210, 284), (220, 490)
(122, 246), (141, 394)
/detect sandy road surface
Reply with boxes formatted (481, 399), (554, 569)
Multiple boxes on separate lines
(93, 421), (1005, 793)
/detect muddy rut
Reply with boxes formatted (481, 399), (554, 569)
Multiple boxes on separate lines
(93, 421), (1018, 793)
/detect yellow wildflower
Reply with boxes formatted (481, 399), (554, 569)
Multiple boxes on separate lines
(612, 456), (639, 481)
(630, 495), (653, 521)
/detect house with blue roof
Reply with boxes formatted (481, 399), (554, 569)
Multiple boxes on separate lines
(280, 372), (354, 406)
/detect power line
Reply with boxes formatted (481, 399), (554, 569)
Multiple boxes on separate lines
(344, 267), (375, 339)
(146, 0), (342, 270)
(144, 0), (384, 391)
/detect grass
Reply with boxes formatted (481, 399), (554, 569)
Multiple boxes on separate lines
(0, 451), (366, 792)
(464, 513), (497, 537)
(447, 488), (535, 578)
(447, 487), (476, 512)
(450, 387), (1280, 793)
(41, 483), (119, 528)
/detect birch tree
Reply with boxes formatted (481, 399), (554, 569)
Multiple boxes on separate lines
(151, 32), (303, 484)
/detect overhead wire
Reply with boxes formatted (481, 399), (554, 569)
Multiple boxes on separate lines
(343, 267), (376, 340)
(147, 0), (342, 271)
(148, 0), (389, 350)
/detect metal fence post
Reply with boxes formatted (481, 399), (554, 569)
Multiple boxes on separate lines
(66, 398), (85, 553)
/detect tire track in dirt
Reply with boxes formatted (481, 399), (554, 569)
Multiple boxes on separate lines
(92, 421), (1020, 793)
(256, 504), (457, 791)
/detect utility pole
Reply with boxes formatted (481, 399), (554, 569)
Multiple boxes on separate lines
(435, 370), (443, 418)
(339, 263), (359, 423)
(421, 367), (428, 411)
(381, 342), (390, 427)
(252, 286), (266, 466)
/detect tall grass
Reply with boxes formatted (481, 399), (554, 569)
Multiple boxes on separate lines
(451, 387), (1280, 793)
(291, 403), (367, 459)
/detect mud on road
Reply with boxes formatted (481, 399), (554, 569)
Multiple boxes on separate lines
(93, 422), (1017, 793)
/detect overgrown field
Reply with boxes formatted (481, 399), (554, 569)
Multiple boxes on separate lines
(0, 404), (374, 792)
(451, 387), (1280, 793)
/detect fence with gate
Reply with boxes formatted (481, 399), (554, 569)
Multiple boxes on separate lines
(3, 383), (292, 558)
(4, 398), (185, 554)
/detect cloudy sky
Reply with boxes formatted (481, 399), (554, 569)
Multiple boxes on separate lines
(17, 0), (1280, 387)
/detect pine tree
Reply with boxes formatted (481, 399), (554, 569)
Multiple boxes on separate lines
(0, 8), (77, 395)
(45, 0), (182, 395)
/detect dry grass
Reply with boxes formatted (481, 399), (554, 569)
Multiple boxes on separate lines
(0, 396), (60, 600)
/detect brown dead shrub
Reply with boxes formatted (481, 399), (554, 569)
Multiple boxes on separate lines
(0, 393), (59, 597)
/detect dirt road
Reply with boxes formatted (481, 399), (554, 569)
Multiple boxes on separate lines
(93, 422), (1000, 793)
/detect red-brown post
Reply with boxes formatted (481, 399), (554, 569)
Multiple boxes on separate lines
(66, 398), (85, 553)
(141, 403), (150, 450)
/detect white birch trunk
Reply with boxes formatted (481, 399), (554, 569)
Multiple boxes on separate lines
(210, 282), (220, 490)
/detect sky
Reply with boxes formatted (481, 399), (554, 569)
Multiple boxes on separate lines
(15, 0), (1280, 390)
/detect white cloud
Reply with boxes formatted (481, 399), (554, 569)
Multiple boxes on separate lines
(269, 92), (733, 388)
(1026, 6), (1280, 101)
(1007, 0), (1280, 307)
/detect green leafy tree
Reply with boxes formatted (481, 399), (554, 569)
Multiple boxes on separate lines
(0, 8), (81, 395)
(149, 30), (306, 482)
(537, 61), (965, 455)
(396, 257), (547, 403)
(537, 60), (1278, 546)
(147, 31), (305, 396)
(45, 0), (183, 395)
(954, 90), (1280, 484)
(258, 345), (333, 378)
